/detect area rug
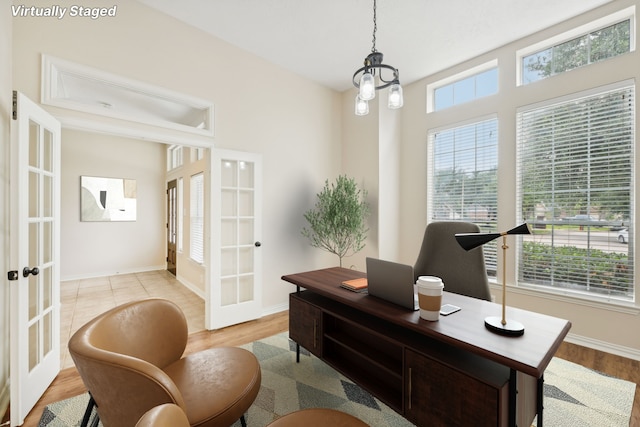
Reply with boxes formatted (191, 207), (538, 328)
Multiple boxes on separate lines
(39, 332), (635, 427)
(534, 357), (636, 427)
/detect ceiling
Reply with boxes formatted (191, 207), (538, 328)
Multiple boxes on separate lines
(138, 0), (614, 92)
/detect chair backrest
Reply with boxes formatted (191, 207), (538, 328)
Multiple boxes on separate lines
(414, 221), (492, 301)
(69, 298), (190, 427)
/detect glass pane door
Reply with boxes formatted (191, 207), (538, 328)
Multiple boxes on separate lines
(221, 160), (256, 305)
(209, 149), (262, 329)
(10, 92), (61, 426)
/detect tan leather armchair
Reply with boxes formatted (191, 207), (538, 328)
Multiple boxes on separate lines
(69, 298), (261, 427)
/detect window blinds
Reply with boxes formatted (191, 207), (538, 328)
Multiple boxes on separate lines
(190, 173), (204, 264)
(517, 84), (634, 299)
(429, 118), (499, 276)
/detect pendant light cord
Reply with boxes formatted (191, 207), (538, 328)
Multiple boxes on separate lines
(371, 0), (377, 53)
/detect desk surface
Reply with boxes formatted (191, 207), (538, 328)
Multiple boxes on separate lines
(282, 267), (571, 378)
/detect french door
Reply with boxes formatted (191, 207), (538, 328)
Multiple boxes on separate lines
(208, 149), (262, 329)
(9, 92), (61, 426)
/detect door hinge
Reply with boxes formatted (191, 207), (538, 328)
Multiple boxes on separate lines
(8, 270), (19, 281)
(12, 90), (17, 120)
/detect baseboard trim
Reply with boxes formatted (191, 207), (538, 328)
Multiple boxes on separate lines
(261, 303), (288, 317)
(565, 332), (640, 361)
(61, 265), (167, 282)
(175, 274), (205, 299)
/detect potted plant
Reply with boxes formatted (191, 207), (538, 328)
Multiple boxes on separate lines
(302, 175), (369, 267)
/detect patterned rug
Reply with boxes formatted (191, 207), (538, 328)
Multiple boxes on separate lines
(39, 333), (635, 427)
(535, 357), (636, 427)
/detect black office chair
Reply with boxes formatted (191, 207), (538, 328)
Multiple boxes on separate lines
(414, 221), (492, 301)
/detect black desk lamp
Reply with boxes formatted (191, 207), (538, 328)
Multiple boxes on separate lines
(455, 223), (531, 337)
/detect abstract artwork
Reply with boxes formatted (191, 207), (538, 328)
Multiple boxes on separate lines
(81, 176), (137, 221)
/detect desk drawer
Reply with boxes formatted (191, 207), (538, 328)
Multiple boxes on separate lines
(289, 293), (322, 357)
(405, 349), (509, 426)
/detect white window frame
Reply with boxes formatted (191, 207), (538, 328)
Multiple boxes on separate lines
(167, 145), (184, 171)
(516, 6), (636, 86)
(426, 60), (498, 113)
(516, 81), (635, 303)
(192, 147), (205, 162)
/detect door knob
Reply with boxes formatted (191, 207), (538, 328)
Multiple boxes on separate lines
(23, 267), (39, 277)
(255, 241), (262, 247)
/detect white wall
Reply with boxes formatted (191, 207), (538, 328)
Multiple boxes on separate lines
(12, 0), (342, 314)
(340, 93), (380, 270)
(61, 130), (166, 278)
(0, 0), (12, 417)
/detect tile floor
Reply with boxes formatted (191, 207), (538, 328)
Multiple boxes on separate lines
(60, 269), (205, 369)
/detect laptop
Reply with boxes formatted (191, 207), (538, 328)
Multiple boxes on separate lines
(366, 257), (419, 311)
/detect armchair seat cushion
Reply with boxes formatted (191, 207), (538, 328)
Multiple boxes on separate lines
(164, 347), (261, 427)
(136, 404), (190, 427)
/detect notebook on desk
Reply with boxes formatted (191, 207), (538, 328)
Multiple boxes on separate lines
(365, 257), (419, 311)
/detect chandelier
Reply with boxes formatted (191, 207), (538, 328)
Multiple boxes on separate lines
(352, 0), (403, 116)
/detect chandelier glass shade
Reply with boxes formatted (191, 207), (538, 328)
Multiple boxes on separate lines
(353, 0), (403, 115)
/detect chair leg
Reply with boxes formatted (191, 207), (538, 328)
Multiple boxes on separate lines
(81, 394), (96, 427)
(240, 414), (247, 427)
(81, 392), (100, 427)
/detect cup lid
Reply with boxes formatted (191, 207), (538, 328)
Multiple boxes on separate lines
(416, 275), (444, 288)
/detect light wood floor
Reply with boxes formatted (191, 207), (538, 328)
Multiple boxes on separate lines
(8, 272), (640, 427)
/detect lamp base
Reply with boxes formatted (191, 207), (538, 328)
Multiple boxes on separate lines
(484, 316), (525, 337)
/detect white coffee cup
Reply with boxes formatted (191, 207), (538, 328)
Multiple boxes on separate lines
(416, 276), (444, 321)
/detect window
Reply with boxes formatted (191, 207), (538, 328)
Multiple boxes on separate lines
(431, 67), (498, 112)
(429, 118), (499, 275)
(521, 19), (631, 85)
(517, 84), (634, 300)
(190, 173), (204, 264)
(167, 145), (183, 170)
(42, 55), (214, 136)
(178, 177), (184, 252)
(192, 147), (205, 162)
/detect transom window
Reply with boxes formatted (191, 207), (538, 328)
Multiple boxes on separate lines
(167, 145), (183, 170)
(521, 18), (631, 85)
(431, 68), (498, 112)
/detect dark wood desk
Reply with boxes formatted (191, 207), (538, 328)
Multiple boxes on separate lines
(282, 267), (571, 427)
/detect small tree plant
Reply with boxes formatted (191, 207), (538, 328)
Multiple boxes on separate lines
(302, 175), (369, 267)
